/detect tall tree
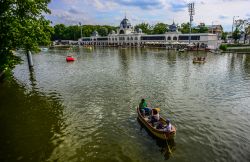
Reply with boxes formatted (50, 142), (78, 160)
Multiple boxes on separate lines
(221, 32), (228, 42)
(0, 0), (53, 71)
(180, 23), (190, 33)
(53, 24), (67, 40)
(135, 23), (152, 34)
(98, 27), (108, 36)
(152, 23), (168, 34)
(232, 28), (241, 43)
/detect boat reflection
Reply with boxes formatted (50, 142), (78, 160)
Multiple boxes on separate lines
(137, 117), (176, 160)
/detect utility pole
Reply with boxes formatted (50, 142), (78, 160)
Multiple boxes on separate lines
(79, 22), (82, 38)
(188, 2), (195, 44)
(232, 16), (239, 37)
(79, 22), (82, 45)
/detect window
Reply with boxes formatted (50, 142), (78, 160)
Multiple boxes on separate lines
(178, 36), (189, 40)
(141, 36), (165, 40)
(97, 37), (108, 41)
(173, 36), (177, 40)
(191, 36), (200, 40)
(167, 36), (171, 40)
(179, 35), (200, 40)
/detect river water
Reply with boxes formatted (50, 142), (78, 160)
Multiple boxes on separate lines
(0, 47), (250, 162)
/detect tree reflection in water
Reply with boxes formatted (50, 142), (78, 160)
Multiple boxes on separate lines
(0, 75), (65, 162)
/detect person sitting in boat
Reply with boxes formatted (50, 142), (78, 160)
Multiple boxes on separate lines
(163, 119), (172, 132)
(139, 99), (151, 116)
(150, 108), (160, 126)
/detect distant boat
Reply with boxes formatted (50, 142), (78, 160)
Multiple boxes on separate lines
(41, 47), (48, 52)
(177, 49), (185, 52)
(193, 58), (206, 63)
(66, 56), (76, 62)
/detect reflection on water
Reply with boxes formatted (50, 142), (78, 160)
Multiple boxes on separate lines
(0, 76), (65, 162)
(1, 47), (250, 161)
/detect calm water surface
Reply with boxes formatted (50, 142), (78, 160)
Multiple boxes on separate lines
(0, 47), (250, 162)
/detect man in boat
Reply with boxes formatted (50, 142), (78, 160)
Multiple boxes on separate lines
(163, 119), (172, 132)
(139, 99), (151, 116)
(149, 108), (160, 126)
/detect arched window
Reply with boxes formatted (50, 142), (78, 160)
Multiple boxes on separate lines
(167, 36), (171, 40)
(173, 36), (177, 40)
(119, 30), (124, 34)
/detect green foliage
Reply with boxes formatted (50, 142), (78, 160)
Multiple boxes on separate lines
(97, 27), (108, 36)
(180, 22), (209, 34)
(219, 44), (227, 51)
(134, 23), (152, 34)
(0, 0), (53, 71)
(194, 26), (208, 33)
(52, 24), (117, 40)
(221, 32), (228, 42)
(232, 28), (241, 42)
(180, 23), (190, 33)
(152, 23), (168, 34)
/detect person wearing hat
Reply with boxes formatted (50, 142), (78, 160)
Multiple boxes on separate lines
(163, 119), (172, 132)
(149, 108), (160, 126)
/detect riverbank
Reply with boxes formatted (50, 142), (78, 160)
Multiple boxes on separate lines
(226, 48), (250, 53)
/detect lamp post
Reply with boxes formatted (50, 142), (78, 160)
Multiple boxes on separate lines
(188, 2), (195, 44)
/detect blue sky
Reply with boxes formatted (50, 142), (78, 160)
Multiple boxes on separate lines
(46, 0), (250, 31)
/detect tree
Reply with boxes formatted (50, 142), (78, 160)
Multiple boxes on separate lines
(152, 23), (168, 34)
(53, 24), (67, 40)
(0, 0), (53, 71)
(232, 28), (241, 43)
(180, 23), (190, 33)
(221, 32), (228, 42)
(244, 25), (250, 44)
(98, 27), (108, 36)
(135, 23), (152, 34)
(197, 26), (208, 33)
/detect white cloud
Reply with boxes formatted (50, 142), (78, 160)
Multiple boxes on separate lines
(47, 0), (250, 31)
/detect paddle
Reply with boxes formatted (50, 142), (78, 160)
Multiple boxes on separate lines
(164, 133), (172, 154)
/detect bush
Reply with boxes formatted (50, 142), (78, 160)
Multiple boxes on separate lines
(219, 44), (227, 51)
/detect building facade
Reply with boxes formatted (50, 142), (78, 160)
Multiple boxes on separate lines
(79, 17), (219, 49)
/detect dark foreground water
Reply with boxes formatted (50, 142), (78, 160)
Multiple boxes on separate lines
(0, 47), (250, 162)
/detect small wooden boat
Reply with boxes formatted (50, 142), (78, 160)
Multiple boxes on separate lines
(137, 107), (176, 140)
(193, 57), (206, 63)
(66, 56), (76, 62)
(193, 60), (206, 63)
(193, 59), (206, 63)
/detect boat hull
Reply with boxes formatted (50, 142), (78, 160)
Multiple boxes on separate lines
(137, 107), (176, 140)
(193, 60), (206, 63)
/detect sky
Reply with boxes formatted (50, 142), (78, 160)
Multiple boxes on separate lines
(46, 0), (250, 31)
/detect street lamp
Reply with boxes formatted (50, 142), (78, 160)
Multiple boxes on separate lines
(188, 2), (195, 44)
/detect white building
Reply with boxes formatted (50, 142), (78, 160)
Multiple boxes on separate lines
(79, 17), (219, 50)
